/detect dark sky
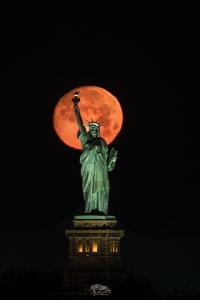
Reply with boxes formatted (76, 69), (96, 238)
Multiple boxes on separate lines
(1, 3), (200, 291)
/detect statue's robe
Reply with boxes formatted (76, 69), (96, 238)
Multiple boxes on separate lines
(78, 126), (115, 214)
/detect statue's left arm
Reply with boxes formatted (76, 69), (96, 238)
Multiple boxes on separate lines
(107, 148), (117, 172)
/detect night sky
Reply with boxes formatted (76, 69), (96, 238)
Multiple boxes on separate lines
(1, 3), (200, 291)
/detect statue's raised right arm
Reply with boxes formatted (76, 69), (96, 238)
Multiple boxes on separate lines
(74, 104), (84, 131)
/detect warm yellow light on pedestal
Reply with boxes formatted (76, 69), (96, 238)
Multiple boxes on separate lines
(78, 240), (83, 252)
(110, 241), (118, 252)
(85, 240), (90, 252)
(92, 240), (98, 252)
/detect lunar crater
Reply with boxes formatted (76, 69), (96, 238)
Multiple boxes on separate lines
(113, 123), (119, 130)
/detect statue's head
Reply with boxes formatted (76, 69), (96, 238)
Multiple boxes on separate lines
(85, 119), (103, 138)
(89, 124), (100, 138)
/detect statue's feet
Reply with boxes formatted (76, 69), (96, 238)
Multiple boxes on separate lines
(83, 209), (109, 216)
(90, 209), (99, 215)
(96, 210), (107, 216)
(85, 209), (107, 216)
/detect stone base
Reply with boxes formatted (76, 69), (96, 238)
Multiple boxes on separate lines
(63, 267), (127, 288)
(72, 218), (117, 229)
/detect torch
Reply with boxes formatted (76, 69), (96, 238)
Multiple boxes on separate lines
(71, 91), (80, 105)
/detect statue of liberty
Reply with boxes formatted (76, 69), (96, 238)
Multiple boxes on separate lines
(73, 92), (117, 215)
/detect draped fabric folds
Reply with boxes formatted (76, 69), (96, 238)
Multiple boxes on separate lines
(78, 126), (110, 214)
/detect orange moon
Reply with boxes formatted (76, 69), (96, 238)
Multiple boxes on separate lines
(53, 86), (123, 150)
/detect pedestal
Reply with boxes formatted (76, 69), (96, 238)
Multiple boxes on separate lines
(63, 214), (126, 288)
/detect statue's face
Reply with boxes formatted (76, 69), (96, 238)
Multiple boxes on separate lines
(89, 126), (99, 138)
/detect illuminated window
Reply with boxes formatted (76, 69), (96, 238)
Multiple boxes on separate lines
(85, 240), (90, 252)
(92, 240), (98, 252)
(110, 241), (118, 252)
(78, 240), (83, 252)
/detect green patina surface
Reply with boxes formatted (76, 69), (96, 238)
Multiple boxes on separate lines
(73, 96), (118, 216)
(74, 215), (116, 220)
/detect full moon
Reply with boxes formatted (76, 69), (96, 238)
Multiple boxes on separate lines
(53, 86), (123, 150)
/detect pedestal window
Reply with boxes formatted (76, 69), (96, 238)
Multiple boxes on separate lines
(110, 241), (118, 252)
(92, 240), (98, 252)
(78, 240), (83, 252)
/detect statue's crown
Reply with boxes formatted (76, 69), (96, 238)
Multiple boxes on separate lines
(84, 118), (104, 129)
